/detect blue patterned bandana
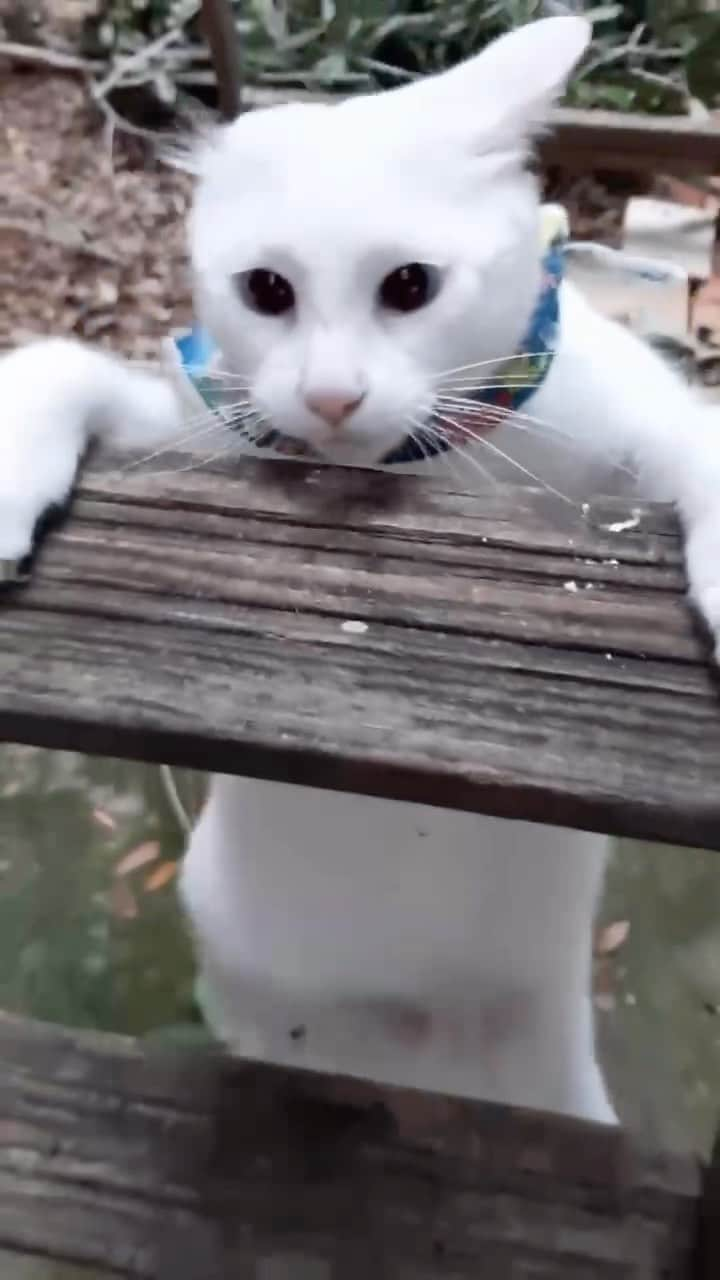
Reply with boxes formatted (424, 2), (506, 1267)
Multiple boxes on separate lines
(172, 210), (565, 467)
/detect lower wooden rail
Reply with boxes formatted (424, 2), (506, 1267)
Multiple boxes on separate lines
(0, 1012), (714, 1279)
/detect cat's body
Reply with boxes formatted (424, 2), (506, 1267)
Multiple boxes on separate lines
(184, 778), (613, 1120)
(2, 17), (720, 1126)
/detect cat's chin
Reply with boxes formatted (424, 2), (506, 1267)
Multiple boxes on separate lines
(313, 437), (396, 468)
(311, 442), (381, 468)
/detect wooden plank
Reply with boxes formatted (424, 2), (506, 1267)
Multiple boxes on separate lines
(237, 91), (720, 177)
(0, 1012), (703, 1278)
(0, 1252), (115, 1280)
(540, 107), (720, 177)
(0, 455), (719, 847)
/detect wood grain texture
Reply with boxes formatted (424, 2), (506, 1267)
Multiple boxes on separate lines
(1, 455), (719, 847)
(0, 1012), (705, 1279)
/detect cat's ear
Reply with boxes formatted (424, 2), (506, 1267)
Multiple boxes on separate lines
(449, 16), (590, 125)
(383, 16), (590, 157)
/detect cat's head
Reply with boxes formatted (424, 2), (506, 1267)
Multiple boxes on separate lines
(189, 16), (589, 465)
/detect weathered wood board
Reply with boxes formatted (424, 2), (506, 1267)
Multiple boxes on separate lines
(0, 1012), (709, 1279)
(0, 455), (719, 848)
(542, 107), (720, 177)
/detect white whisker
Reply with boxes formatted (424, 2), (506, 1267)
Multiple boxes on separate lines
(404, 402), (493, 493)
(428, 412), (497, 488)
(463, 430), (573, 504)
(426, 404), (574, 504)
(438, 437), (479, 492)
(121, 417), (230, 472)
(440, 380), (541, 394)
(435, 396), (638, 479)
(206, 365), (253, 381)
(406, 414), (437, 471)
(432, 352), (556, 381)
(436, 396), (564, 435)
(121, 395), (260, 473)
(195, 371), (252, 389)
(432, 434), (500, 492)
(151, 436), (251, 476)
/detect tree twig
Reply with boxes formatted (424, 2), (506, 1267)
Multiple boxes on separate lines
(0, 40), (101, 73)
(160, 765), (192, 836)
(92, 16), (197, 102)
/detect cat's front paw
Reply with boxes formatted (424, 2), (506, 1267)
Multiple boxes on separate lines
(0, 415), (80, 585)
(685, 515), (720, 662)
(0, 492), (69, 586)
(0, 347), (87, 584)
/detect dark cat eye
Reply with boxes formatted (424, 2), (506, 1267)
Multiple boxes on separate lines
(236, 268), (295, 316)
(379, 263), (440, 313)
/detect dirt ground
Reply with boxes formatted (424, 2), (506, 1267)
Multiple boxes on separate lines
(0, 69), (193, 360)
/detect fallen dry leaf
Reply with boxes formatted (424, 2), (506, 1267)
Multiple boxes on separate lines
(92, 807), (117, 832)
(114, 840), (161, 878)
(654, 175), (719, 213)
(110, 877), (138, 921)
(144, 860), (178, 892)
(594, 919), (630, 956)
(593, 955), (614, 995)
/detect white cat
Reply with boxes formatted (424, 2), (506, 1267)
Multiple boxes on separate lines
(2, 16), (719, 1125)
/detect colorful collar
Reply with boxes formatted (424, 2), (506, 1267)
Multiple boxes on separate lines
(173, 209), (565, 467)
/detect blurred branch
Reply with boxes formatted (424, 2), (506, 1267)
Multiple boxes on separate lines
(92, 20), (193, 100)
(201, 0), (242, 119)
(0, 40), (101, 72)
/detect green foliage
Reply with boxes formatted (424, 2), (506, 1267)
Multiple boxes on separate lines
(0, 747), (201, 1035)
(84, 1), (720, 114)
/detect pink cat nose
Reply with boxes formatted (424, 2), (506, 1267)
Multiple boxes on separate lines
(304, 390), (366, 429)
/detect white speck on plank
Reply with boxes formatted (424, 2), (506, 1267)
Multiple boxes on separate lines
(603, 513), (641, 534)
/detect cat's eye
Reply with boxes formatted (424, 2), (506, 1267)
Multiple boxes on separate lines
(379, 263), (440, 313)
(236, 268), (295, 316)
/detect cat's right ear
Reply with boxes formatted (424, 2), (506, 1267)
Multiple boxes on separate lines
(380, 16), (591, 159)
(446, 16), (590, 125)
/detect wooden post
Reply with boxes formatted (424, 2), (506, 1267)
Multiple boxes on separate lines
(695, 1126), (720, 1278)
(201, 0), (242, 119)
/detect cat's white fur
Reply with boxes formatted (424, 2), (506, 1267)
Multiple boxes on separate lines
(2, 17), (720, 1124)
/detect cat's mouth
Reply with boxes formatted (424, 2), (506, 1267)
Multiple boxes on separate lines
(241, 404), (499, 469)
